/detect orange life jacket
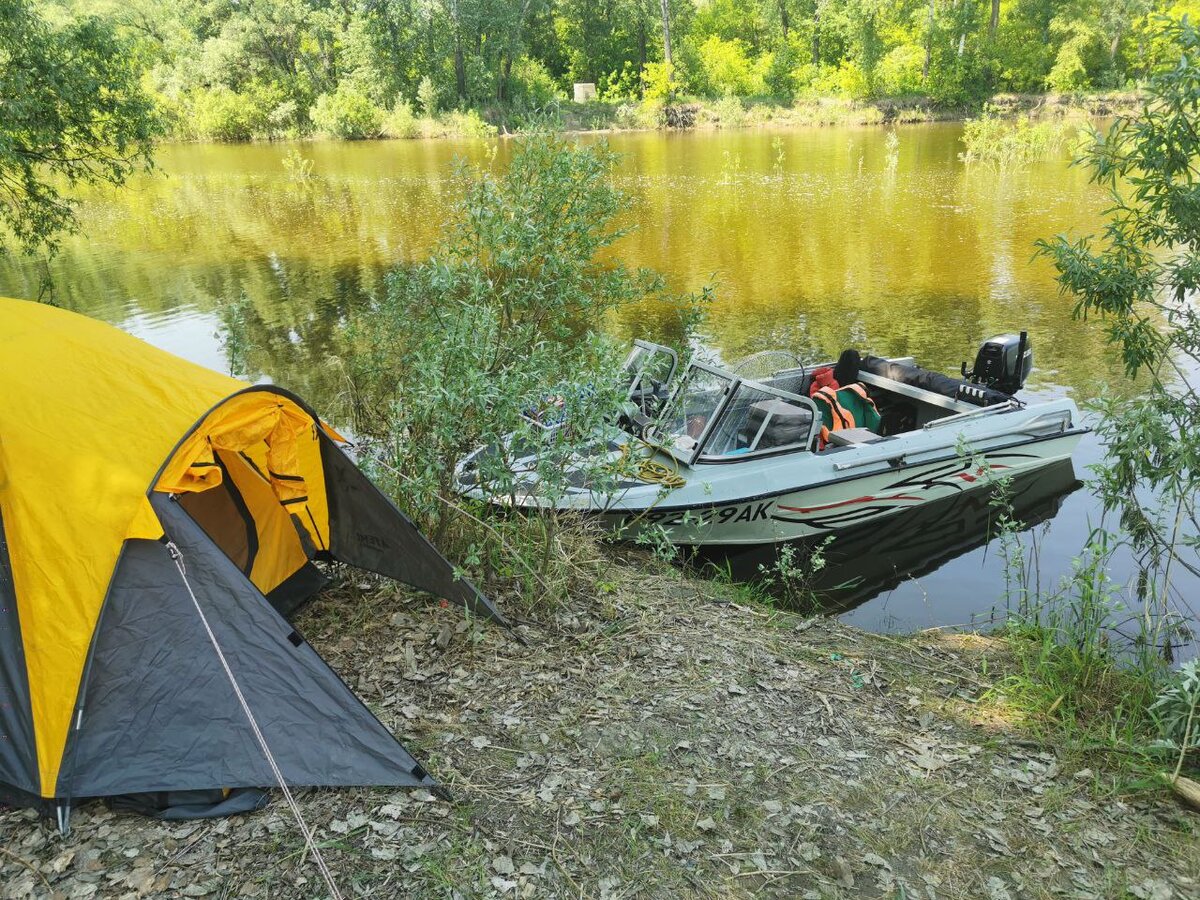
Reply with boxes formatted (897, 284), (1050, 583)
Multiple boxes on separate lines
(808, 367), (839, 397)
(813, 383), (874, 448)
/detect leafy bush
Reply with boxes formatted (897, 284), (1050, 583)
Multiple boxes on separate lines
(440, 109), (497, 138)
(641, 62), (675, 102)
(960, 107), (1074, 166)
(613, 101), (659, 129)
(1152, 661), (1200, 758)
(1046, 21), (1106, 93)
(510, 56), (562, 110)
(382, 99), (421, 139)
(693, 36), (764, 97)
(309, 83), (383, 139)
(925, 55), (994, 107)
(417, 75), (439, 117)
(267, 99), (301, 138)
(598, 62), (642, 102)
(338, 135), (699, 600)
(189, 86), (258, 141)
(764, 42), (800, 100)
(801, 61), (869, 99)
(875, 45), (925, 97)
(704, 95), (746, 128)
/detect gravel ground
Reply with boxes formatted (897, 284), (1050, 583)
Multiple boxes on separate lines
(2, 556), (1197, 899)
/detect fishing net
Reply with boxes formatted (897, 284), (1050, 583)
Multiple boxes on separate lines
(729, 351), (806, 395)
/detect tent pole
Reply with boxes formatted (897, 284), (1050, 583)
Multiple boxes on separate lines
(55, 802), (70, 836)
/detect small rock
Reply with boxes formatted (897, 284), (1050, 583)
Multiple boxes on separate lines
(834, 857), (855, 888)
(492, 855), (515, 876)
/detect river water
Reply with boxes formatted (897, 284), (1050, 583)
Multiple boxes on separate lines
(2, 124), (1194, 647)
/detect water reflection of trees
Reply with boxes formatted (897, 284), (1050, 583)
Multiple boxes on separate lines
(0, 128), (1139, 400)
(216, 261), (386, 416)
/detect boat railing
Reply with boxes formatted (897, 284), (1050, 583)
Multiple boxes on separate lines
(921, 399), (1023, 430)
(832, 407), (1076, 472)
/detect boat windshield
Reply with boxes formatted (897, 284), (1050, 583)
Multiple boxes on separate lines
(653, 365), (735, 461)
(697, 381), (816, 460)
(621, 341), (678, 413)
(653, 363), (818, 464)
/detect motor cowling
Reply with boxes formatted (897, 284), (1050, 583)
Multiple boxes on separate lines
(967, 332), (1032, 396)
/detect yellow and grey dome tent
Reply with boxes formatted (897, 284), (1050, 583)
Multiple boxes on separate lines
(0, 297), (504, 826)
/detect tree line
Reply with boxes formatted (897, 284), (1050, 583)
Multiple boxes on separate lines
(21, 1), (1200, 142)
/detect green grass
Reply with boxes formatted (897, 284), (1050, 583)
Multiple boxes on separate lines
(980, 620), (1176, 788)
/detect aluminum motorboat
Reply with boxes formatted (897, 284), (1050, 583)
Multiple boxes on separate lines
(456, 334), (1088, 546)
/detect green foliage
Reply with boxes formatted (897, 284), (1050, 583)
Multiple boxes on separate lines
(417, 75), (439, 118)
(189, 87), (259, 142)
(692, 36), (765, 97)
(642, 62), (676, 102)
(335, 135), (698, 598)
(960, 107), (1076, 166)
(802, 60), (870, 99)
(310, 84), (383, 140)
(705, 96), (746, 128)
(597, 63), (644, 102)
(753, 539), (832, 611)
(0, 0), (159, 254)
(437, 109), (498, 139)
(875, 45), (926, 97)
(1036, 16), (1200, 569)
(382, 99), (421, 139)
(1047, 19), (1108, 93)
(281, 148), (313, 182)
(1151, 660), (1200, 755)
(509, 56), (562, 110)
(42, 0), (1183, 143)
(763, 41), (801, 100)
(987, 15), (1200, 786)
(983, 474), (1170, 779)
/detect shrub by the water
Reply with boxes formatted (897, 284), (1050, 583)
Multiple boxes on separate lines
(188, 87), (260, 142)
(990, 16), (1200, 794)
(332, 134), (701, 607)
(310, 84), (383, 140)
(960, 106), (1076, 166)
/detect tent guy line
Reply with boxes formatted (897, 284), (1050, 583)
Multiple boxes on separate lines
(167, 538), (345, 900)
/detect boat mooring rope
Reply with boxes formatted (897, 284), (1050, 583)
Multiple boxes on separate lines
(618, 441), (686, 490)
(166, 541), (345, 900)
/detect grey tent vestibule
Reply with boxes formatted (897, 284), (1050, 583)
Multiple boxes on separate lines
(0, 296), (505, 827)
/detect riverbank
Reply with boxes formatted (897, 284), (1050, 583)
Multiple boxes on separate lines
(2, 552), (1195, 899)
(540, 91), (1142, 136)
(176, 91), (1145, 144)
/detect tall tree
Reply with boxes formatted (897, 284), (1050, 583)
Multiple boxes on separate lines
(0, 0), (159, 255)
(660, 0), (674, 82)
(923, 0), (935, 79)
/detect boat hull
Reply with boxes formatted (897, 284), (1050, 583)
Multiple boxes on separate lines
(584, 431), (1084, 546)
(458, 391), (1088, 548)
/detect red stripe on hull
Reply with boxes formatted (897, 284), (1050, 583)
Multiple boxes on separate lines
(777, 493), (925, 514)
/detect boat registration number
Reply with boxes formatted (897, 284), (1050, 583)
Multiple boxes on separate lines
(639, 502), (772, 526)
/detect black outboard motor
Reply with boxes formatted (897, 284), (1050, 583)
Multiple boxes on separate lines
(964, 332), (1032, 396)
